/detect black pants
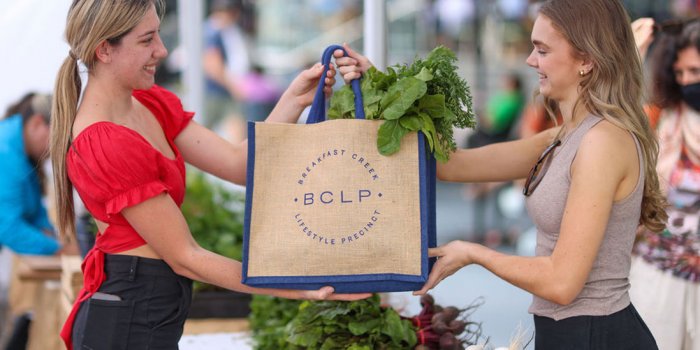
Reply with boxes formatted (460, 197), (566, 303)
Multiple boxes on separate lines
(72, 255), (192, 350)
(534, 303), (658, 350)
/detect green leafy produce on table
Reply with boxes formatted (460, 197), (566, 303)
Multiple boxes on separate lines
(250, 294), (416, 350)
(329, 46), (476, 162)
(249, 293), (486, 350)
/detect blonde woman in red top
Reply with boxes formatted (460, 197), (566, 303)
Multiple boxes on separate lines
(50, 1), (367, 349)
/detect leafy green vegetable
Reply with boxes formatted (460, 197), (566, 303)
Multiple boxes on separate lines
(249, 294), (416, 350)
(249, 296), (304, 350)
(329, 46), (476, 162)
(377, 120), (409, 155)
(380, 76), (427, 120)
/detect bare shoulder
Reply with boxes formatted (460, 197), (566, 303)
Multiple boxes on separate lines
(581, 119), (637, 158)
(72, 103), (109, 139)
(573, 118), (637, 184)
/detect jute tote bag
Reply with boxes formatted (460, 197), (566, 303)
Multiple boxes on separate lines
(242, 45), (436, 293)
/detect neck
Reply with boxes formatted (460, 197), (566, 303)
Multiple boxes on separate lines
(81, 74), (135, 123)
(557, 96), (589, 136)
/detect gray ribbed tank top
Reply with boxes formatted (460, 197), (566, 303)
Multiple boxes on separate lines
(525, 114), (644, 320)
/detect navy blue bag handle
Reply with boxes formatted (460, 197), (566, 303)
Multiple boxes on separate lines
(306, 44), (365, 124)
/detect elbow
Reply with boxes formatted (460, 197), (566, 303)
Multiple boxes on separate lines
(544, 283), (581, 306)
(549, 293), (577, 306)
(162, 246), (201, 279)
(168, 261), (193, 278)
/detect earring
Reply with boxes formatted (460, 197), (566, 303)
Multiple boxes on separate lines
(579, 70), (586, 76)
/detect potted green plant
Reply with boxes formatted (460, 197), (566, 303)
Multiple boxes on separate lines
(181, 171), (251, 318)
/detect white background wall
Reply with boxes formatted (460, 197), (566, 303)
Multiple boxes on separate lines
(0, 0), (71, 113)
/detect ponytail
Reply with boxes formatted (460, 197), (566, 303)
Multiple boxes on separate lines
(51, 0), (164, 240)
(50, 55), (81, 241)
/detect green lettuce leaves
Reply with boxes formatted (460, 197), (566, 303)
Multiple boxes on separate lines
(329, 46), (476, 162)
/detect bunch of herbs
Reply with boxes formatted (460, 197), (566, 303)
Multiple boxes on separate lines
(329, 46), (475, 162)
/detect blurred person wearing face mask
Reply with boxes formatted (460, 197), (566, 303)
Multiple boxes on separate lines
(630, 18), (700, 350)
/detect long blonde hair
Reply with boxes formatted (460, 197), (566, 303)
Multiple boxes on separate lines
(51, 0), (165, 240)
(538, 0), (668, 232)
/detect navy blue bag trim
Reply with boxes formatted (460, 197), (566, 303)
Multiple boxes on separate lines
(242, 44), (436, 293)
(306, 44), (365, 124)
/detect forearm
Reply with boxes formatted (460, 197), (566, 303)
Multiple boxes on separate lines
(176, 246), (308, 299)
(438, 128), (556, 182)
(33, 205), (55, 232)
(0, 221), (60, 255)
(469, 243), (573, 305)
(265, 89), (306, 124)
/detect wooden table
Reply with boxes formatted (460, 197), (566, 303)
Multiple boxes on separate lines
(10, 254), (64, 350)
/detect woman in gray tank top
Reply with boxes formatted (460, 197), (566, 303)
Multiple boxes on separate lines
(409, 0), (668, 348)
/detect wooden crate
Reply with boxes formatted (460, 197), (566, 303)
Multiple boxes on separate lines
(60, 255), (82, 302)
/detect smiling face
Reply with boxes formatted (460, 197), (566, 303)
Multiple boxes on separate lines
(674, 46), (700, 87)
(526, 15), (589, 103)
(101, 4), (168, 91)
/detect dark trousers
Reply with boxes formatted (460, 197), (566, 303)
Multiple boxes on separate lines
(534, 303), (658, 350)
(72, 255), (192, 350)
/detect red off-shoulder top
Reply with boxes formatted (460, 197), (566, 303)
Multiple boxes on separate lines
(60, 85), (194, 349)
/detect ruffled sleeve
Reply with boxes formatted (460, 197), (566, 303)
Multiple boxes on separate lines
(133, 85), (195, 141)
(68, 123), (170, 218)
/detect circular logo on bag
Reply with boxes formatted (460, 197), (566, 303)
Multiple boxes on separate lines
(292, 148), (384, 246)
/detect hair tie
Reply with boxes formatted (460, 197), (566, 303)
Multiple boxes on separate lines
(68, 50), (78, 60)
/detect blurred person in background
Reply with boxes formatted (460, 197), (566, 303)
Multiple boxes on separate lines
(0, 93), (60, 256)
(630, 17), (700, 350)
(518, 97), (562, 139)
(202, 0), (282, 142)
(465, 72), (526, 247)
(0, 92), (76, 350)
(202, 0), (251, 130)
(433, 0), (475, 51)
(202, 0), (252, 128)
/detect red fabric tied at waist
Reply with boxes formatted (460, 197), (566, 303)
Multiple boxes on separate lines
(60, 248), (105, 350)
(59, 228), (146, 349)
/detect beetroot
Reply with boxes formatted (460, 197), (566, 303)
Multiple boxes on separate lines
(420, 294), (435, 307)
(432, 320), (450, 334)
(439, 332), (459, 350)
(412, 294), (484, 349)
(448, 319), (466, 334)
(440, 306), (460, 323)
